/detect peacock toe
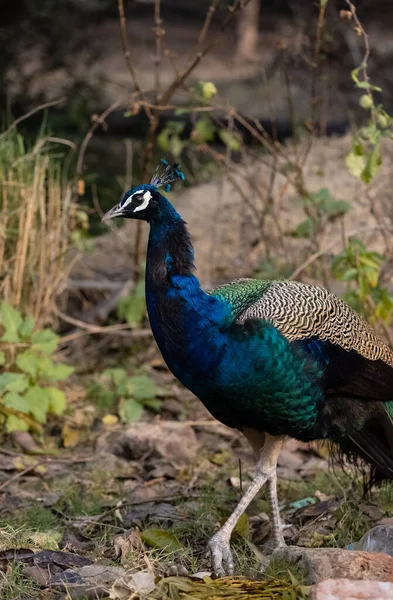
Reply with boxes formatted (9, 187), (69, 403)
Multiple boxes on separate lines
(208, 533), (235, 577)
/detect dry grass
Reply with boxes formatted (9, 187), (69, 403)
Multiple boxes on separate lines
(0, 124), (78, 327)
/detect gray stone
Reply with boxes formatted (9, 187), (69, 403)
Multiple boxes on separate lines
(271, 546), (393, 585)
(310, 578), (393, 600)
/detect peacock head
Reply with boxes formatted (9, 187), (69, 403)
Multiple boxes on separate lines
(102, 160), (185, 223)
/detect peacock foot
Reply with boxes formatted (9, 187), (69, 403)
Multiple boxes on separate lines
(208, 532), (234, 577)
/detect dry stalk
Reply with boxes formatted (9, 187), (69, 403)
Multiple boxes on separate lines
(0, 124), (78, 327)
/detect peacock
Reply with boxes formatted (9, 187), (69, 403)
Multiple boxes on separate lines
(103, 160), (393, 577)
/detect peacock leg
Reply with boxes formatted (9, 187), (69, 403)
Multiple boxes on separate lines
(266, 473), (285, 548)
(209, 433), (285, 577)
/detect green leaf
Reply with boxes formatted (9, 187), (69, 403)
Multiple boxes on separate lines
(141, 529), (184, 552)
(2, 392), (30, 414)
(170, 136), (184, 158)
(200, 81), (217, 100)
(361, 145), (382, 184)
(309, 188), (330, 205)
(142, 398), (163, 412)
(356, 81), (382, 91)
(0, 373), (29, 393)
(345, 150), (365, 178)
(340, 267), (358, 282)
(293, 218), (314, 238)
(45, 387), (66, 415)
(87, 382), (115, 410)
(359, 255), (382, 269)
(218, 130), (241, 152)
(0, 302), (22, 343)
(31, 329), (59, 354)
(18, 316), (35, 339)
(232, 513), (250, 540)
(193, 116), (216, 143)
(6, 415), (29, 432)
(322, 199), (351, 215)
(127, 374), (160, 401)
(351, 66), (382, 91)
(44, 362), (74, 382)
(16, 350), (42, 377)
(24, 386), (50, 423)
(104, 368), (128, 388)
(119, 398), (144, 423)
(0, 351), (5, 366)
(117, 289), (146, 328)
(157, 122), (185, 156)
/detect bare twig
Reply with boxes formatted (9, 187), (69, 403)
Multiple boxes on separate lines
(198, 0), (219, 46)
(153, 0), (163, 100)
(124, 139), (133, 192)
(159, 0), (253, 107)
(0, 98), (66, 140)
(118, 0), (143, 95)
(67, 279), (128, 291)
(55, 308), (132, 332)
(59, 327), (152, 345)
(0, 461), (46, 492)
(289, 225), (391, 280)
(76, 101), (121, 179)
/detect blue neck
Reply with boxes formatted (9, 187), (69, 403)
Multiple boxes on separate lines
(145, 199), (230, 389)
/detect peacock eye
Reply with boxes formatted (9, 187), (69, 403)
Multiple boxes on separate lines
(133, 189), (152, 212)
(133, 192), (144, 204)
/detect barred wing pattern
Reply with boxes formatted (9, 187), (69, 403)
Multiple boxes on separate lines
(213, 279), (393, 367)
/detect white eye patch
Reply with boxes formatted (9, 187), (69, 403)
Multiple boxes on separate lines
(133, 190), (152, 212)
(121, 190), (152, 211)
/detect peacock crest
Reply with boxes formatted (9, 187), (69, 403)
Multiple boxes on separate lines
(150, 159), (185, 192)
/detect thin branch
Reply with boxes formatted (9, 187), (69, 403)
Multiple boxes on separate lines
(289, 225), (390, 280)
(76, 102), (121, 178)
(118, 0), (143, 94)
(0, 98), (66, 140)
(67, 279), (128, 291)
(55, 308), (132, 332)
(124, 139), (133, 192)
(198, 0), (220, 46)
(159, 0), (253, 107)
(59, 327), (152, 345)
(153, 0), (163, 100)
(0, 461), (46, 492)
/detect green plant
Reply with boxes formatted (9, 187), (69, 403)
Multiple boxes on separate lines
(0, 562), (41, 600)
(331, 238), (393, 325)
(117, 278), (146, 327)
(344, 2), (393, 184)
(87, 368), (166, 422)
(346, 68), (392, 184)
(293, 188), (351, 239)
(0, 301), (74, 433)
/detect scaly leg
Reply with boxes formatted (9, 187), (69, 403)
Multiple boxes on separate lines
(209, 433), (285, 577)
(266, 473), (285, 548)
(243, 428), (286, 549)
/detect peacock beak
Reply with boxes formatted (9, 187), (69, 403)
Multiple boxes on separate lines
(102, 203), (123, 222)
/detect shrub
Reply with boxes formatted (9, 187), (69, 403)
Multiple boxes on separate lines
(0, 301), (74, 433)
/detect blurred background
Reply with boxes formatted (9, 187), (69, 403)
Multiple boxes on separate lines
(2, 2), (393, 593)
